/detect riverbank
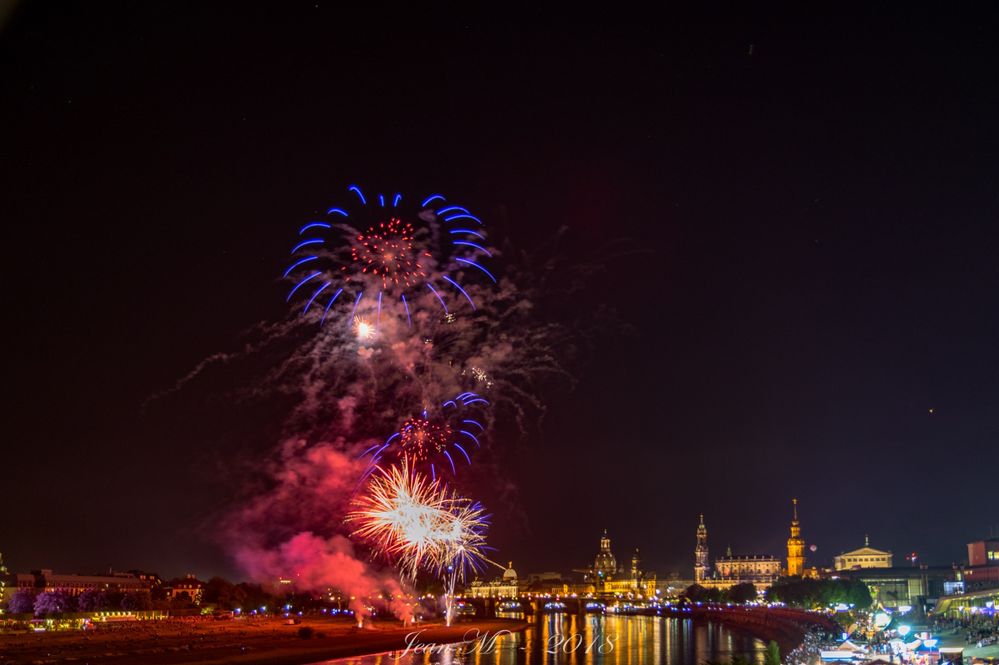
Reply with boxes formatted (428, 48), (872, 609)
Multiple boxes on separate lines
(0, 616), (528, 665)
(664, 606), (840, 654)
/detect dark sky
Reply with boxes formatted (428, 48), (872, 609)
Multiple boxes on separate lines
(2, 5), (997, 581)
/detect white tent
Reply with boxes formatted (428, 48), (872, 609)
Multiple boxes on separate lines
(838, 641), (869, 653)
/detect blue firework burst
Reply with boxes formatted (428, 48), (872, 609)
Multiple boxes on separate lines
(283, 185), (496, 328)
(359, 391), (489, 482)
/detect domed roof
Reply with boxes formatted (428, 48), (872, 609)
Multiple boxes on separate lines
(594, 552), (617, 574)
(594, 530), (617, 577)
(502, 561), (517, 580)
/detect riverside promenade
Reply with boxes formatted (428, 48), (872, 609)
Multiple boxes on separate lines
(663, 605), (840, 652)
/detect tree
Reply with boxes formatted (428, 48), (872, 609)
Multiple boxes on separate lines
(171, 591), (195, 610)
(766, 577), (873, 611)
(684, 583), (726, 603)
(728, 582), (758, 604)
(203, 577), (240, 609)
(78, 589), (102, 611)
(121, 592), (152, 611)
(8, 589), (35, 614)
(235, 582), (278, 612)
(764, 640), (781, 665)
(103, 591), (124, 610)
(34, 590), (72, 616)
(845, 579), (873, 610)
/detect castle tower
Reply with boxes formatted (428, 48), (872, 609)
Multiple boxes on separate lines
(694, 514), (709, 582)
(786, 498), (805, 577)
(631, 548), (641, 579)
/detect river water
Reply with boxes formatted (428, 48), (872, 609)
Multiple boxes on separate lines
(323, 612), (766, 665)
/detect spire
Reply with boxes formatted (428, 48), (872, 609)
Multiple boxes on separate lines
(786, 498), (804, 577)
(865, 534), (869, 547)
(694, 514), (709, 582)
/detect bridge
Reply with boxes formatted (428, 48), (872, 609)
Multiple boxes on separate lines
(456, 598), (841, 649)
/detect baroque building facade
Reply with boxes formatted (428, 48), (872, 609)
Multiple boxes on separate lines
(693, 500), (807, 592)
(467, 562), (521, 598)
(587, 530), (656, 597)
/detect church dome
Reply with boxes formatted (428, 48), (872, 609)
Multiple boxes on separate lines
(594, 530), (617, 577)
(502, 562), (517, 580)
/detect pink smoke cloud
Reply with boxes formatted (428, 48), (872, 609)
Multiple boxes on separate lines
(224, 441), (413, 624)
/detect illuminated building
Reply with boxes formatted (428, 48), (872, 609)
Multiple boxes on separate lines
(786, 498), (805, 576)
(713, 547), (781, 590)
(593, 529), (617, 579)
(935, 586), (999, 618)
(164, 574), (206, 604)
(694, 514), (780, 591)
(963, 538), (999, 590)
(694, 514), (709, 583)
(586, 531), (657, 597)
(467, 562), (520, 599)
(833, 535), (893, 570)
(8, 569), (153, 598)
(837, 565), (957, 610)
(967, 538), (999, 566)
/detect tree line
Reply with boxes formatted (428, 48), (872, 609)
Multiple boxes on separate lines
(682, 577), (872, 609)
(3, 577), (295, 617)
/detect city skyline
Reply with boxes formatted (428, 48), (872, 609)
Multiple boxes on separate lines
(2, 6), (998, 583)
(4, 514), (992, 585)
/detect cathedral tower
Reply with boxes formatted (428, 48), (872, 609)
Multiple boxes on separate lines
(694, 514), (709, 582)
(786, 498), (805, 577)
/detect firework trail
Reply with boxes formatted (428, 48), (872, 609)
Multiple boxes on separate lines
(434, 496), (491, 625)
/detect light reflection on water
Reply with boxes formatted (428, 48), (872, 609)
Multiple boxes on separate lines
(324, 612), (765, 665)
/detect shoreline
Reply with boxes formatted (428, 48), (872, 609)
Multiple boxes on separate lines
(0, 609), (835, 664)
(0, 617), (529, 665)
(664, 606), (839, 655)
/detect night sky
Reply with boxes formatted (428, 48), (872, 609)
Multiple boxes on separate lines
(2, 6), (997, 581)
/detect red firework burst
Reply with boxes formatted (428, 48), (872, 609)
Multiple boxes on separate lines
(348, 218), (432, 289)
(398, 417), (453, 460)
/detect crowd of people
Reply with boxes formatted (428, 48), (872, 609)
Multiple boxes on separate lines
(934, 614), (999, 649)
(785, 626), (825, 665)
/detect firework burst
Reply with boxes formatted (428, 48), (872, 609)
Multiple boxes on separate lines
(283, 185), (496, 331)
(360, 391), (489, 481)
(346, 458), (450, 580)
(347, 458), (492, 624)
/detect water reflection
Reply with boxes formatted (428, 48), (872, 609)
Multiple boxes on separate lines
(324, 613), (764, 665)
